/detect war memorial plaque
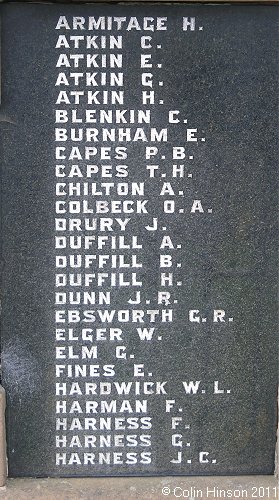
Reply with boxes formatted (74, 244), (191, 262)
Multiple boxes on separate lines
(0, 3), (278, 477)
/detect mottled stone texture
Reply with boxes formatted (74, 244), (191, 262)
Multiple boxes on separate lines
(0, 3), (278, 477)
(0, 387), (7, 486)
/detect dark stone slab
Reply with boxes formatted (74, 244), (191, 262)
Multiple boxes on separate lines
(0, 3), (278, 477)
